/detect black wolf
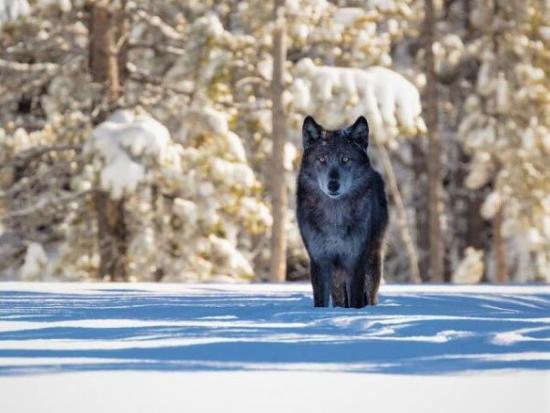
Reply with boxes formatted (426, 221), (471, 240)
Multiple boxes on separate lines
(296, 116), (388, 308)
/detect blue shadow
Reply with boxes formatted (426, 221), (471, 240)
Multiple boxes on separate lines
(0, 286), (548, 376)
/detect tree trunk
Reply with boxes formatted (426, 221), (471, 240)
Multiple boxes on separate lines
(269, 0), (288, 282)
(93, 191), (128, 281)
(89, 1), (122, 106)
(151, 184), (165, 282)
(490, 0), (508, 283)
(411, 140), (430, 280)
(88, 1), (129, 281)
(493, 206), (508, 283)
(423, 0), (445, 282)
(374, 140), (421, 283)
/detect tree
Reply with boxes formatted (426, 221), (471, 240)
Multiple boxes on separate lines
(0, 1), (271, 282)
(269, 0), (288, 282)
(422, 0), (445, 282)
(459, 0), (549, 282)
(489, 0), (508, 283)
(374, 140), (421, 283)
(88, 0), (129, 281)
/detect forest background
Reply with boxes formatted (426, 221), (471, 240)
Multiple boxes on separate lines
(0, 0), (548, 284)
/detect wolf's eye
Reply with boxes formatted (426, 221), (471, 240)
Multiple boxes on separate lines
(317, 156), (327, 163)
(342, 157), (349, 163)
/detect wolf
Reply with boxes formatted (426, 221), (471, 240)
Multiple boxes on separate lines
(296, 116), (389, 308)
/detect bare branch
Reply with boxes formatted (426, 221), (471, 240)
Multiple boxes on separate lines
(0, 159), (81, 200)
(2, 190), (92, 221)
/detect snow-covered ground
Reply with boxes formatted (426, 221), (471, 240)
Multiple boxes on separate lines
(0, 283), (548, 412)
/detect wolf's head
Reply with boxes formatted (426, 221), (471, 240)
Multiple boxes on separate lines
(300, 116), (371, 199)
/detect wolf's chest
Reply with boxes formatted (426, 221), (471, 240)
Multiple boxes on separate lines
(305, 226), (365, 262)
(315, 199), (359, 225)
(302, 210), (367, 260)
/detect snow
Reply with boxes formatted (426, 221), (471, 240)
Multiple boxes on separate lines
(292, 58), (426, 141)
(0, 283), (548, 412)
(178, 107), (229, 140)
(193, 14), (225, 39)
(172, 198), (198, 224)
(0, 0), (30, 25)
(18, 243), (48, 281)
(87, 110), (172, 199)
(283, 142), (298, 171)
(481, 190), (503, 219)
(0, 0), (72, 25)
(207, 235), (254, 277)
(240, 196), (273, 227)
(211, 158), (256, 188)
(452, 247), (484, 284)
(40, 0), (71, 12)
(367, 0), (396, 12)
(333, 7), (364, 26)
(1, 371), (548, 413)
(225, 131), (247, 163)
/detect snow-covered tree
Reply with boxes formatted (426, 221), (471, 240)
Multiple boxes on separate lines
(458, 0), (549, 282)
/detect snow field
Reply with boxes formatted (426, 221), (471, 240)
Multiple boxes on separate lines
(0, 283), (548, 412)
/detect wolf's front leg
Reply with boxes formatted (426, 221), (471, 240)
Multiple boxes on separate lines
(331, 267), (347, 307)
(349, 271), (367, 308)
(310, 260), (331, 307)
(341, 257), (366, 308)
(365, 252), (382, 305)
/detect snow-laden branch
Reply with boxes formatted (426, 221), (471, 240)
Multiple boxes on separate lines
(10, 144), (82, 169)
(132, 8), (184, 41)
(86, 109), (174, 200)
(291, 58), (426, 143)
(127, 42), (186, 56)
(0, 58), (59, 72)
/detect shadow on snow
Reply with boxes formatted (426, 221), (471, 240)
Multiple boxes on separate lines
(0, 286), (548, 376)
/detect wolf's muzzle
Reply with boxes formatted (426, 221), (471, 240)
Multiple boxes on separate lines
(328, 180), (340, 194)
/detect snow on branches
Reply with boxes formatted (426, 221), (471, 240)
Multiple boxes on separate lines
(86, 110), (175, 200)
(291, 58), (426, 144)
(155, 106), (271, 282)
(81, 107), (269, 281)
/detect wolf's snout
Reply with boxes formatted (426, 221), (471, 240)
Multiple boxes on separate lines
(328, 180), (340, 193)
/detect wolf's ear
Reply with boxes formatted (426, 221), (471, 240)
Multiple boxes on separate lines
(348, 116), (369, 152)
(302, 116), (323, 149)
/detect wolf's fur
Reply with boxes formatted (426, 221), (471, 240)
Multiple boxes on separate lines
(296, 116), (389, 308)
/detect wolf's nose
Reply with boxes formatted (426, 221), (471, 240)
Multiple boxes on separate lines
(328, 180), (340, 193)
